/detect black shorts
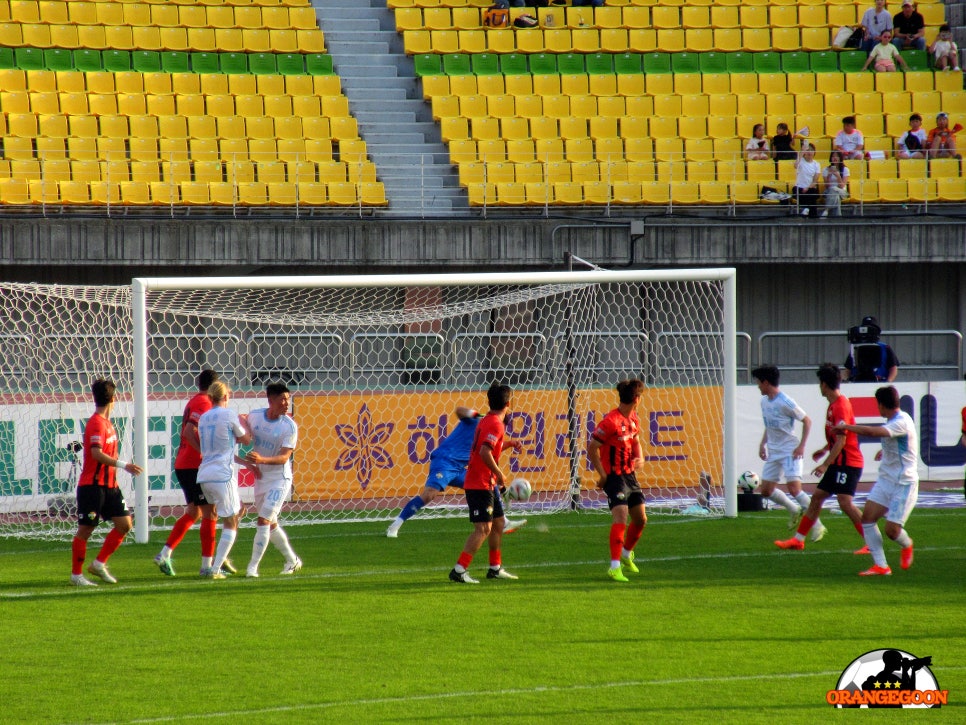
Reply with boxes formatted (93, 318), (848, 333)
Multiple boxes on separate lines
(603, 472), (646, 510)
(76, 485), (130, 527)
(175, 468), (209, 507)
(817, 465), (862, 496)
(465, 488), (505, 523)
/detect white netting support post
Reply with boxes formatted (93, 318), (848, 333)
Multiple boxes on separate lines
(132, 279), (150, 543)
(723, 272), (738, 518)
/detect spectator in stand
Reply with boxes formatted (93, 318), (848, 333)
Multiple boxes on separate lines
(927, 112), (961, 159)
(862, 30), (911, 72)
(860, 0), (895, 55)
(793, 143), (822, 217)
(834, 116), (867, 160)
(892, 0), (926, 52)
(896, 113), (928, 158)
(771, 123), (799, 162)
(746, 123), (771, 160)
(929, 25), (961, 71)
(820, 150), (850, 218)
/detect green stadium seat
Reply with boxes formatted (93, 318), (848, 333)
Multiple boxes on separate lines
(249, 53), (277, 75)
(43, 49), (73, 72)
(726, 51), (754, 74)
(614, 52), (642, 75)
(190, 52), (219, 74)
(305, 53), (334, 75)
(161, 51), (190, 75)
(586, 53), (614, 75)
(443, 53), (472, 76)
(781, 51), (810, 74)
(218, 52), (248, 75)
(14, 48), (45, 71)
(529, 53), (558, 75)
(558, 53), (585, 75)
(471, 53), (501, 76)
(809, 51), (839, 74)
(753, 52), (782, 74)
(838, 50), (866, 73)
(102, 50), (131, 73)
(414, 53), (442, 77)
(699, 52), (728, 75)
(132, 51), (162, 73)
(642, 52), (671, 74)
(900, 50), (929, 71)
(500, 53), (528, 76)
(670, 52), (700, 74)
(73, 49), (102, 72)
(277, 53), (305, 75)
(0, 47), (14, 70)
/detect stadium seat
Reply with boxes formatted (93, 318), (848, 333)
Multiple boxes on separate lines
(937, 177), (966, 201)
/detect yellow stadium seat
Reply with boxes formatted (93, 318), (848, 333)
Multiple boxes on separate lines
(942, 91), (966, 114)
(654, 137), (683, 162)
(876, 178), (907, 202)
(767, 93), (795, 118)
(710, 6), (738, 28)
(629, 29), (658, 52)
(934, 71), (962, 93)
(800, 27), (829, 51)
(937, 177), (966, 201)
(770, 5), (797, 27)
(872, 72), (904, 94)
(651, 6), (679, 28)
(622, 7), (650, 28)
(928, 158), (960, 179)
(867, 159), (898, 180)
(730, 180), (762, 203)
(815, 72), (844, 94)
(794, 92), (823, 117)
(626, 160), (655, 182)
(787, 72), (815, 93)
(911, 91), (941, 116)
(758, 72), (786, 93)
(571, 28), (599, 53)
(746, 160), (776, 182)
(730, 72), (758, 95)
(657, 29), (685, 52)
(612, 181), (644, 204)
(642, 181), (671, 205)
(907, 178), (937, 202)
(854, 92), (883, 115)
(600, 29), (629, 53)
(566, 139), (596, 164)
(827, 5), (857, 27)
(844, 73), (874, 94)
(919, 3), (945, 25)
(705, 115), (735, 139)
(824, 92), (854, 117)
(624, 138), (654, 163)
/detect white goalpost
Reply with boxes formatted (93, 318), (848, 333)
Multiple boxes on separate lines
(0, 270), (737, 542)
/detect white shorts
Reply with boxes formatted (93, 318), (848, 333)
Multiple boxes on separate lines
(762, 455), (803, 483)
(254, 480), (292, 523)
(867, 478), (919, 525)
(199, 479), (241, 518)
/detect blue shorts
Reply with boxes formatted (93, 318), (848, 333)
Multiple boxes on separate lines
(424, 460), (466, 492)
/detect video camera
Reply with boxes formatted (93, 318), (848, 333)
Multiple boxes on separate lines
(848, 321), (881, 345)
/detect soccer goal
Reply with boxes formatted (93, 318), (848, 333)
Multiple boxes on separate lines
(0, 270), (737, 542)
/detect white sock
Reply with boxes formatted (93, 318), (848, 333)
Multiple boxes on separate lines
(249, 524), (270, 572)
(270, 525), (296, 563)
(793, 490), (811, 509)
(159, 545), (173, 559)
(862, 523), (888, 568)
(212, 528), (237, 571)
(621, 548), (631, 559)
(893, 528), (913, 549)
(388, 517), (403, 531)
(769, 489), (799, 513)
(201, 556), (213, 569)
(610, 560), (621, 569)
(454, 563), (466, 573)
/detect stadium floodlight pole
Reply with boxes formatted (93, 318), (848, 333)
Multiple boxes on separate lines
(132, 279), (150, 543)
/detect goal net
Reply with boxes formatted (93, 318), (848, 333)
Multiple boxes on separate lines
(0, 270), (737, 541)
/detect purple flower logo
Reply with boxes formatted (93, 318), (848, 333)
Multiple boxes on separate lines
(335, 403), (395, 489)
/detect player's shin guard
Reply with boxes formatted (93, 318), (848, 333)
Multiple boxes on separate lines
(71, 536), (87, 575)
(609, 523), (627, 563)
(200, 517), (217, 558)
(624, 521), (644, 552)
(862, 523), (888, 568)
(96, 527), (126, 563)
(269, 525), (296, 561)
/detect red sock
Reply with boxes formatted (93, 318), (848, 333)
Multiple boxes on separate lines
(96, 527), (126, 563)
(200, 518), (217, 558)
(609, 523), (627, 561)
(854, 520), (865, 537)
(796, 515), (815, 537)
(165, 513), (196, 550)
(457, 551), (474, 570)
(71, 537), (87, 575)
(488, 549), (501, 568)
(625, 521), (645, 552)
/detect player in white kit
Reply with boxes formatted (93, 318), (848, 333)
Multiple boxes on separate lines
(196, 381), (254, 579)
(244, 382), (303, 577)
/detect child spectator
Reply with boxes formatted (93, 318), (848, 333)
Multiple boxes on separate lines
(771, 123), (798, 161)
(745, 123), (771, 160)
(820, 150), (850, 218)
(929, 25), (960, 71)
(834, 116), (866, 160)
(927, 112), (961, 159)
(861, 31), (910, 72)
(896, 113), (927, 158)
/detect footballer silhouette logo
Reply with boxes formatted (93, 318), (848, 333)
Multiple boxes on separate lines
(827, 649), (947, 708)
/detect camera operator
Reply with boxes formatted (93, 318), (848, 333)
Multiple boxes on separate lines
(844, 316), (899, 382)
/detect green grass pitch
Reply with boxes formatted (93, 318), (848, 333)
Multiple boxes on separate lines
(2, 508), (964, 724)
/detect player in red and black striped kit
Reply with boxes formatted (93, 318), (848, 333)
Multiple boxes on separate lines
(588, 379), (647, 583)
(70, 379), (143, 586)
(776, 363), (866, 551)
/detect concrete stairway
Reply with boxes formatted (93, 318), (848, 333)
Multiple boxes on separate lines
(312, 0), (468, 215)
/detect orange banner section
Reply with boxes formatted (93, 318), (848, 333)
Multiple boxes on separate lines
(292, 387), (723, 500)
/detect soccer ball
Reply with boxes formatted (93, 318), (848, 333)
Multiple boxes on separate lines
(507, 478), (532, 501)
(738, 471), (760, 492)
